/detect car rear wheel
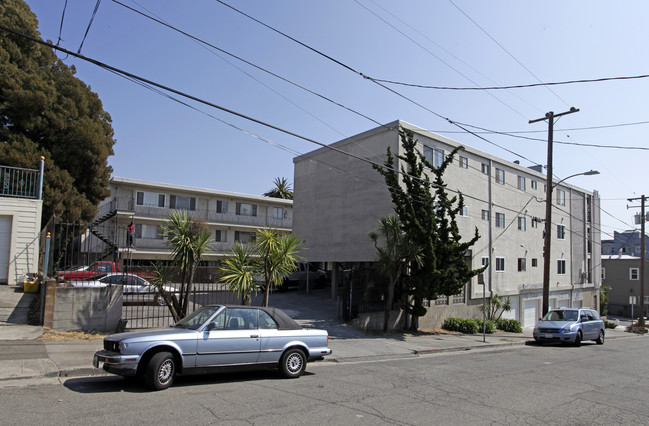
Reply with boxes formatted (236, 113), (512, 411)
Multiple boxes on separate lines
(145, 352), (175, 390)
(596, 330), (605, 345)
(573, 331), (582, 347)
(280, 348), (306, 378)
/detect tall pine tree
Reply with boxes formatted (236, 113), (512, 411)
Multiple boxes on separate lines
(0, 0), (115, 225)
(374, 128), (484, 331)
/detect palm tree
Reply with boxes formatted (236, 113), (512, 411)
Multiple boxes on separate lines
(481, 294), (512, 321)
(221, 242), (258, 305)
(256, 228), (303, 307)
(369, 214), (422, 332)
(221, 228), (303, 307)
(163, 210), (212, 320)
(263, 177), (293, 200)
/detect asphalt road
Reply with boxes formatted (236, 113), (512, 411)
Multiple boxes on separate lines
(1, 336), (647, 425)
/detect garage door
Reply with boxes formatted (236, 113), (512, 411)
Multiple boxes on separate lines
(523, 300), (539, 328)
(0, 217), (11, 284)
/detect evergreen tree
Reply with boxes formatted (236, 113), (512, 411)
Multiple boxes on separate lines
(0, 0), (115, 225)
(373, 128), (484, 331)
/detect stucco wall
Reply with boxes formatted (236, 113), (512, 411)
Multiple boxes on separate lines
(0, 197), (42, 285)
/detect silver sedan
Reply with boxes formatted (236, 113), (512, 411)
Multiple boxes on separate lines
(93, 305), (332, 390)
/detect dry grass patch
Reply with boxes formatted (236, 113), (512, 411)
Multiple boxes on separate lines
(40, 327), (108, 341)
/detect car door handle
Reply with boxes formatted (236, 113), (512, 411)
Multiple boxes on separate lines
(250, 334), (259, 338)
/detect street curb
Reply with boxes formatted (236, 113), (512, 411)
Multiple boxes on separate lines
(47, 367), (105, 379)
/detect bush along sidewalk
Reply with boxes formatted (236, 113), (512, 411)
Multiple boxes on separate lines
(442, 317), (522, 334)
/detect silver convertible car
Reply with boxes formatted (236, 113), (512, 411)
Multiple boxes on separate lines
(93, 305), (332, 390)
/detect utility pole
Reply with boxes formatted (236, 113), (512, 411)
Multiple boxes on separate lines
(628, 195), (647, 327)
(529, 107), (579, 316)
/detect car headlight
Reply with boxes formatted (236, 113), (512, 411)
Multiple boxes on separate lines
(561, 325), (572, 333)
(119, 342), (128, 352)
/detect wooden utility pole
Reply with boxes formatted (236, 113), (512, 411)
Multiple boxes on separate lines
(628, 195), (647, 326)
(529, 107), (579, 316)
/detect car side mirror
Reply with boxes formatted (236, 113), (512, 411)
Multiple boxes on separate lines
(205, 322), (216, 331)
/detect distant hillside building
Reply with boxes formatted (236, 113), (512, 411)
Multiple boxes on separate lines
(601, 230), (649, 258)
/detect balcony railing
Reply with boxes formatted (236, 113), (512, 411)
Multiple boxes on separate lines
(0, 162), (43, 199)
(101, 197), (292, 229)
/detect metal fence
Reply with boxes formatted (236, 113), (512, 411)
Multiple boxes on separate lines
(123, 282), (240, 329)
(0, 163), (42, 199)
(338, 264), (389, 321)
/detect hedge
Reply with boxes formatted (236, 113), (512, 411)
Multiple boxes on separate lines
(443, 317), (523, 334)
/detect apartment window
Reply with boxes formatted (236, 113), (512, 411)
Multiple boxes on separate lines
(517, 176), (526, 191)
(136, 191), (165, 208)
(481, 210), (489, 221)
(481, 163), (490, 175)
(557, 224), (566, 240)
(460, 206), (468, 217)
(495, 257), (505, 272)
(495, 212), (505, 228)
(532, 258), (538, 267)
(495, 168), (505, 184)
(518, 216), (526, 231)
(459, 156), (468, 169)
(216, 200), (228, 214)
(235, 231), (256, 243)
(273, 207), (285, 220)
(134, 224), (163, 239)
(556, 189), (566, 206)
(169, 195), (196, 211)
(481, 257), (489, 267)
(630, 268), (639, 280)
(531, 180), (538, 190)
(214, 229), (227, 242)
(557, 259), (566, 275)
(518, 258), (526, 272)
(236, 202), (257, 217)
(424, 146), (444, 168)
(531, 218), (539, 229)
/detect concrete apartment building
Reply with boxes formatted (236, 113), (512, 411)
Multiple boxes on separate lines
(91, 177), (293, 265)
(293, 120), (601, 329)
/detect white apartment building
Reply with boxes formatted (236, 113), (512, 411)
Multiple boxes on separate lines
(92, 177), (292, 265)
(293, 120), (601, 329)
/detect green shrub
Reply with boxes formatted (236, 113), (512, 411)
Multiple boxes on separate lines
(495, 318), (523, 333)
(474, 319), (496, 334)
(442, 317), (462, 332)
(604, 320), (617, 329)
(458, 319), (479, 334)
(443, 317), (492, 334)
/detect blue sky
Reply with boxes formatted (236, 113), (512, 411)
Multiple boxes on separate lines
(22, 0), (649, 238)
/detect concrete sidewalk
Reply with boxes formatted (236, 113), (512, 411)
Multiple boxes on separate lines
(0, 285), (640, 383)
(0, 321), (635, 383)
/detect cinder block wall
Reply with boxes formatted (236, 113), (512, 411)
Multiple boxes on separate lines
(43, 280), (122, 332)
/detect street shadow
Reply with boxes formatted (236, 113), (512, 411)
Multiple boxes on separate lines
(63, 370), (316, 394)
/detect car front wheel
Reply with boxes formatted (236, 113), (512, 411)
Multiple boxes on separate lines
(280, 348), (306, 378)
(145, 352), (175, 390)
(596, 330), (605, 345)
(573, 331), (582, 347)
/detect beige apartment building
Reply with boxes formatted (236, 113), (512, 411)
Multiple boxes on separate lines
(92, 177), (292, 265)
(293, 120), (601, 329)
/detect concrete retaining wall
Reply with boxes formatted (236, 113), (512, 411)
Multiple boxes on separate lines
(43, 281), (122, 332)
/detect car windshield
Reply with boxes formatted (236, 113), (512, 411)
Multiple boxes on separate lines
(174, 306), (222, 330)
(542, 310), (578, 322)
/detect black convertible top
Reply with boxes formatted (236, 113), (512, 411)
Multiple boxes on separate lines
(220, 305), (301, 330)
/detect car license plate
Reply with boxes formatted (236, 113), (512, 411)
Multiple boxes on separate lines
(93, 355), (99, 368)
(545, 334), (553, 339)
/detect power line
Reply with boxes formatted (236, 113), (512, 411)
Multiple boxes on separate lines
(77, 0), (102, 54)
(371, 73), (649, 91)
(56, 0), (69, 46)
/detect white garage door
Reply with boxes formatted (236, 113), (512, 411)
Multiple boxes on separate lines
(0, 217), (11, 284)
(523, 300), (539, 328)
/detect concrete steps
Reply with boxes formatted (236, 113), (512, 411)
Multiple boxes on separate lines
(0, 285), (37, 324)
